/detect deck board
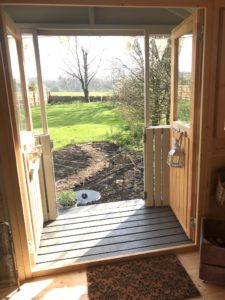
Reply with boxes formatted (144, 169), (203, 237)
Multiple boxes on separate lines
(43, 211), (174, 232)
(41, 215), (178, 239)
(40, 220), (181, 247)
(48, 206), (170, 226)
(37, 200), (191, 267)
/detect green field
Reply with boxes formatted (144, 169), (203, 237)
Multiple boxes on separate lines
(31, 99), (189, 151)
(50, 91), (113, 97)
(32, 102), (125, 149)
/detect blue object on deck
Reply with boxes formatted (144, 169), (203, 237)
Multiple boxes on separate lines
(76, 189), (101, 206)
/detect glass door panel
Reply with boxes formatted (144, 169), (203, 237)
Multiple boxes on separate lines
(170, 10), (204, 240)
(176, 34), (193, 125)
(7, 34), (27, 132)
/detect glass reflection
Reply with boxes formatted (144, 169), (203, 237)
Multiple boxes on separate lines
(7, 35), (26, 131)
(22, 34), (42, 134)
(176, 34), (192, 125)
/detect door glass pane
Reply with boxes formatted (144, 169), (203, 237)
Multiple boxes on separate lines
(22, 34), (42, 134)
(7, 35), (26, 131)
(176, 34), (193, 124)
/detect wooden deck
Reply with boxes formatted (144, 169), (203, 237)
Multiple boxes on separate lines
(36, 199), (191, 268)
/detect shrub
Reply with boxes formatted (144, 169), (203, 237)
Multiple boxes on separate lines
(109, 124), (143, 151)
(57, 190), (76, 207)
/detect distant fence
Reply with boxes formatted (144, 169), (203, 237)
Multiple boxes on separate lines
(27, 91), (112, 106)
(28, 91), (48, 106)
(48, 95), (113, 104)
(26, 86), (190, 107)
(177, 84), (191, 100)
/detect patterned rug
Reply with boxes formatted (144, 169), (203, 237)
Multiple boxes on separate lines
(87, 254), (200, 300)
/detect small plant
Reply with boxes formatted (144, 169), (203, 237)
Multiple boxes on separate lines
(57, 190), (76, 208)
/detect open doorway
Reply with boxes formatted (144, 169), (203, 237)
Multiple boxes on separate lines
(35, 35), (146, 210)
(22, 30), (193, 269)
(0, 5), (204, 274)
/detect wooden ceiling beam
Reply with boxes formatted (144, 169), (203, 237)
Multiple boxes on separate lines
(88, 7), (95, 25)
(183, 7), (197, 13)
(19, 24), (175, 35)
(0, 0), (209, 7)
(165, 8), (189, 20)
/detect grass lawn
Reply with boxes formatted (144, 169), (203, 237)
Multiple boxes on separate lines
(51, 91), (113, 97)
(32, 102), (125, 150)
(177, 99), (190, 124)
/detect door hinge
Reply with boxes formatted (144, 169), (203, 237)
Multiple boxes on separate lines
(197, 25), (204, 41)
(143, 133), (146, 143)
(143, 191), (147, 200)
(190, 216), (196, 229)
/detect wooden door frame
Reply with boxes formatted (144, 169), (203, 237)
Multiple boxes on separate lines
(0, 9), (32, 280)
(0, 1), (216, 280)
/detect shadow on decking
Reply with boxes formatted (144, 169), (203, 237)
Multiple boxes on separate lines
(36, 199), (191, 268)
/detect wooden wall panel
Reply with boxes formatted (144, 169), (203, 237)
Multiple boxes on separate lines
(204, 5), (225, 220)
(206, 147), (225, 219)
(0, 187), (6, 221)
(215, 9), (225, 138)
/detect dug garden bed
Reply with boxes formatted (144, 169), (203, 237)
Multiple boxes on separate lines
(53, 142), (144, 205)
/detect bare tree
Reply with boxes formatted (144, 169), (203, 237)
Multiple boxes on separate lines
(62, 37), (102, 102)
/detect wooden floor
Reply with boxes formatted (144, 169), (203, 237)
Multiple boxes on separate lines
(36, 199), (191, 268)
(2, 252), (225, 300)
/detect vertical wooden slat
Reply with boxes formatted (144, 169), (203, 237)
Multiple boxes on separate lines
(169, 132), (191, 235)
(0, 179), (9, 222)
(154, 128), (162, 206)
(0, 189), (5, 221)
(21, 152), (36, 265)
(170, 37), (178, 124)
(181, 137), (187, 229)
(144, 128), (154, 206)
(145, 126), (171, 207)
(144, 29), (150, 127)
(162, 127), (170, 205)
(39, 134), (58, 220)
(16, 37), (33, 131)
(33, 163), (43, 248)
(184, 137), (190, 235)
(27, 157), (43, 252)
(38, 160), (49, 222)
(179, 162), (184, 226)
(33, 32), (48, 135)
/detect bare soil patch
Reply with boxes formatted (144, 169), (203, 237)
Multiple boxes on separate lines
(53, 142), (144, 204)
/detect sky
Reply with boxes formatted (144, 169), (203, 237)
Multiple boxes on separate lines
(22, 36), (142, 81)
(9, 34), (191, 82)
(178, 35), (192, 73)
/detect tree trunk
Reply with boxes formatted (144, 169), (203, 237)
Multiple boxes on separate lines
(83, 51), (90, 102)
(84, 89), (89, 102)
